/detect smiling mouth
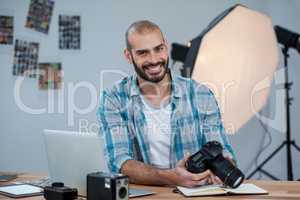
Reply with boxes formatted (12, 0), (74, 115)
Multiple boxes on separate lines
(146, 64), (162, 74)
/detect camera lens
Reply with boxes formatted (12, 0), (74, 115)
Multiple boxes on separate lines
(211, 157), (244, 188)
(118, 187), (127, 199)
(224, 167), (245, 188)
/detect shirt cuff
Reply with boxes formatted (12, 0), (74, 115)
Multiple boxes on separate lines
(115, 154), (134, 173)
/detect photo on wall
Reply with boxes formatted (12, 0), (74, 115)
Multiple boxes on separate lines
(59, 15), (80, 49)
(38, 62), (62, 90)
(12, 39), (39, 78)
(25, 0), (55, 34)
(0, 15), (13, 45)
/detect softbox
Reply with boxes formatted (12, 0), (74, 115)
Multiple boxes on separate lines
(184, 4), (279, 134)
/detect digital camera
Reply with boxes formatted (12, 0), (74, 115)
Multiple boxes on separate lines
(185, 141), (244, 188)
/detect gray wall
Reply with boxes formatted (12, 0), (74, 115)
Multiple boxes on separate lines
(0, 0), (299, 180)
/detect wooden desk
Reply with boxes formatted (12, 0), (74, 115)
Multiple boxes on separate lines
(1, 174), (300, 200)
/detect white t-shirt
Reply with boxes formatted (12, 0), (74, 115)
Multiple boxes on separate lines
(141, 97), (172, 169)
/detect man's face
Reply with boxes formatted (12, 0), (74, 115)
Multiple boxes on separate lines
(125, 30), (169, 83)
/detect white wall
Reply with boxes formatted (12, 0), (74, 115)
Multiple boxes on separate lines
(0, 0), (299, 180)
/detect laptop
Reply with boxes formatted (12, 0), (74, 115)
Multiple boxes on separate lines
(43, 129), (154, 198)
(43, 129), (108, 196)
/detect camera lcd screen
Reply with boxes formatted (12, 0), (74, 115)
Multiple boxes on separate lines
(192, 152), (203, 162)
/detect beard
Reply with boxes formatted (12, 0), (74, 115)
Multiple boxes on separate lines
(132, 57), (169, 83)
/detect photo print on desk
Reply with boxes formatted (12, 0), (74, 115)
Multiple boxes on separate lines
(25, 0), (55, 34)
(59, 15), (80, 49)
(13, 39), (39, 78)
(38, 63), (62, 90)
(0, 16), (13, 45)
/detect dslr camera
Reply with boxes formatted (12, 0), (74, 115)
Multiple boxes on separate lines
(87, 172), (129, 200)
(186, 141), (244, 188)
(44, 182), (78, 200)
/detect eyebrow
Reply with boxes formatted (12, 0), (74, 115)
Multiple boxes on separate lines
(135, 43), (164, 53)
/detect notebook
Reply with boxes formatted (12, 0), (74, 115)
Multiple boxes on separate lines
(177, 183), (268, 197)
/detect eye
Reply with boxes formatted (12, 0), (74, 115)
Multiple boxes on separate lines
(136, 50), (147, 57)
(155, 45), (165, 53)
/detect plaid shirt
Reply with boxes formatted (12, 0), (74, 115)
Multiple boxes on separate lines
(97, 71), (236, 173)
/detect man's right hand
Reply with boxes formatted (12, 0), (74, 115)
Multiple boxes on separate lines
(168, 154), (222, 187)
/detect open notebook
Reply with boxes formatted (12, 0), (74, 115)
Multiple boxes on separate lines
(177, 183), (268, 197)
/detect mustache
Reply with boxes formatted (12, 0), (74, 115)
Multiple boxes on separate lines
(143, 60), (166, 68)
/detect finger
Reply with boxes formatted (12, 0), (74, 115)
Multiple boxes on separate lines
(193, 169), (212, 180)
(176, 153), (191, 167)
(175, 167), (210, 183)
(207, 176), (212, 185)
(214, 176), (223, 184)
(189, 171), (212, 181)
(210, 175), (218, 184)
(210, 174), (222, 185)
(198, 178), (209, 186)
(183, 152), (191, 162)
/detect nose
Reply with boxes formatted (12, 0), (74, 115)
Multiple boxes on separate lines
(148, 51), (160, 64)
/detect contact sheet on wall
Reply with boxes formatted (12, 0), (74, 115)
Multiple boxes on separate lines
(59, 15), (81, 49)
(13, 39), (39, 78)
(0, 15), (13, 45)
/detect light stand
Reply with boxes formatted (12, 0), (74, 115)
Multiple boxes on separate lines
(247, 45), (300, 180)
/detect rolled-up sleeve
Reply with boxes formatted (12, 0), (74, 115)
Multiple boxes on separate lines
(198, 86), (237, 163)
(97, 90), (133, 173)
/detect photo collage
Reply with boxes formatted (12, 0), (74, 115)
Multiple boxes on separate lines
(5, 0), (83, 89)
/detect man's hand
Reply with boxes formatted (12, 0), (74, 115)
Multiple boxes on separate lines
(121, 155), (223, 187)
(171, 154), (222, 187)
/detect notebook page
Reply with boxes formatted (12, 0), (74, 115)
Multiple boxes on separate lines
(177, 184), (226, 196)
(225, 183), (268, 194)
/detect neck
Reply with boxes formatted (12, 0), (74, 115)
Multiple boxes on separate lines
(138, 73), (171, 107)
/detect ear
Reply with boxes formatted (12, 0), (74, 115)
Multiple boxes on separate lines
(124, 48), (133, 64)
(164, 38), (169, 52)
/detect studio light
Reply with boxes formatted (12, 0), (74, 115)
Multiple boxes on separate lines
(274, 25), (300, 53)
(171, 4), (278, 134)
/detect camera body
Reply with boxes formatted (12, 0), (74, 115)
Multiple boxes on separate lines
(87, 172), (129, 200)
(44, 182), (77, 200)
(186, 141), (244, 188)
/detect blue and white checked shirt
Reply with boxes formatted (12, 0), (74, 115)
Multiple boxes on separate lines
(97, 71), (236, 173)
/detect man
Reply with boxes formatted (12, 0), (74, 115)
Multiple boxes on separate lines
(97, 20), (236, 187)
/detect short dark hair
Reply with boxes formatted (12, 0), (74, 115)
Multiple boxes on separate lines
(125, 20), (163, 50)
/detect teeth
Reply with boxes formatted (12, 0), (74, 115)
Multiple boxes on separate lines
(147, 65), (161, 73)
